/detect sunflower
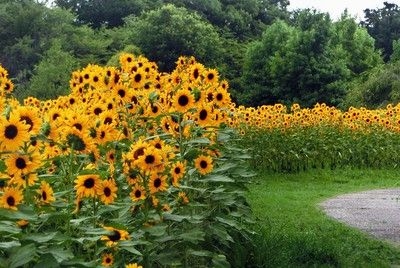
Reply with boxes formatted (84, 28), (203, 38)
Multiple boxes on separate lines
(98, 179), (118, 205)
(0, 113), (30, 151)
(14, 106), (41, 134)
(172, 88), (195, 113)
(136, 147), (163, 172)
(204, 68), (219, 85)
(171, 161), (186, 187)
(213, 88), (231, 107)
(101, 226), (130, 247)
(194, 155), (213, 175)
(102, 253), (114, 267)
(9, 173), (38, 188)
(195, 104), (213, 127)
(0, 186), (23, 210)
(178, 191), (189, 204)
(93, 123), (121, 145)
(16, 219), (29, 229)
(125, 263), (143, 268)
(189, 63), (205, 81)
(5, 150), (41, 178)
(130, 184), (146, 202)
(74, 174), (101, 198)
(37, 181), (55, 204)
(148, 173), (168, 194)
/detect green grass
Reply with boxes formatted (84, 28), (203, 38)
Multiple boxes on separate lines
(246, 168), (400, 267)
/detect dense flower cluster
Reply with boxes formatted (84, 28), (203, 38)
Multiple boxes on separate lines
(0, 54), (239, 267)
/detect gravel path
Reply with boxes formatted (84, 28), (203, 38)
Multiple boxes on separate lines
(320, 188), (400, 244)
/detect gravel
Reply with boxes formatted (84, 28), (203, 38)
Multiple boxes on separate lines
(320, 188), (400, 244)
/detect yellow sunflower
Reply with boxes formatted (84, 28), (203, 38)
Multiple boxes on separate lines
(130, 184), (146, 202)
(170, 161), (186, 187)
(172, 88), (195, 113)
(5, 151), (41, 177)
(101, 253), (114, 267)
(101, 226), (130, 247)
(0, 113), (30, 151)
(14, 106), (42, 134)
(136, 147), (163, 172)
(74, 174), (101, 198)
(148, 173), (168, 194)
(125, 263), (143, 268)
(194, 155), (214, 175)
(37, 181), (55, 204)
(98, 179), (118, 205)
(9, 173), (38, 188)
(0, 186), (23, 210)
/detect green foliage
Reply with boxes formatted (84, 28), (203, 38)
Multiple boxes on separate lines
(361, 2), (400, 62)
(124, 4), (224, 72)
(55, 0), (161, 28)
(16, 40), (78, 100)
(241, 14), (350, 107)
(239, 124), (400, 173)
(345, 62), (400, 108)
(247, 169), (400, 267)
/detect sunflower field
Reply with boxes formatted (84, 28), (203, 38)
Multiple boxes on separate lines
(234, 102), (400, 172)
(0, 54), (256, 267)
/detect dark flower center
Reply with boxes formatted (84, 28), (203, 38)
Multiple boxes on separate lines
(118, 89), (125, 98)
(73, 123), (83, 131)
(16, 157), (27, 169)
(207, 73), (214, 80)
(199, 110), (208, 120)
(174, 167), (181, 174)
(20, 116), (33, 131)
(94, 107), (103, 115)
(108, 230), (121, 241)
(200, 160), (208, 169)
(178, 95), (189, 106)
(154, 178), (161, 188)
(134, 73), (142, 83)
(193, 69), (199, 79)
(42, 191), (47, 201)
(134, 189), (142, 198)
(145, 155), (155, 164)
(84, 178), (95, 188)
(133, 148), (144, 160)
(5, 125), (18, 139)
(104, 187), (111, 197)
(216, 93), (223, 101)
(6, 196), (15, 206)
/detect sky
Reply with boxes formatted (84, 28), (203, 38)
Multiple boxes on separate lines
(287, 0), (398, 21)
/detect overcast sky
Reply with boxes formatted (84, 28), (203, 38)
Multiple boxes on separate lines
(287, 0), (397, 21)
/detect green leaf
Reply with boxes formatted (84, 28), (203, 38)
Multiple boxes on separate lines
(144, 224), (167, 237)
(0, 240), (21, 249)
(0, 221), (21, 234)
(0, 160), (6, 173)
(24, 232), (57, 243)
(188, 250), (212, 257)
(9, 243), (37, 268)
(178, 229), (205, 243)
(119, 241), (142, 256)
(202, 175), (234, 182)
(0, 205), (37, 221)
(47, 247), (74, 263)
(33, 254), (59, 268)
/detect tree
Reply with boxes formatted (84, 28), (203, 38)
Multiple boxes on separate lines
(123, 4), (224, 72)
(17, 40), (78, 100)
(361, 2), (400, 62)
(55, 0), (161, 28)
(241, 13), (351, 107)
(332, 14), (383, 76)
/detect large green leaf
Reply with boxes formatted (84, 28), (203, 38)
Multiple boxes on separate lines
(9, 243), (37, 268)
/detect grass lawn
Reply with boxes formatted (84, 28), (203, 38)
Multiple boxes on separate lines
(246, 168), (400, 267)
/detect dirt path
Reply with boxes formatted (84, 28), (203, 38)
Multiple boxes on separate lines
(320, 189), (400, 244)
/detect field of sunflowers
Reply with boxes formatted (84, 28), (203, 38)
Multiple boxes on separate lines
(1, 53), (400, 267)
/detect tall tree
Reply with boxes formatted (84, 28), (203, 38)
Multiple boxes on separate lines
(241, 11), (351, 107)
(361, 2), (400, 62)
(55, 0), (161, 28)
(123, 4), (224, 72)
